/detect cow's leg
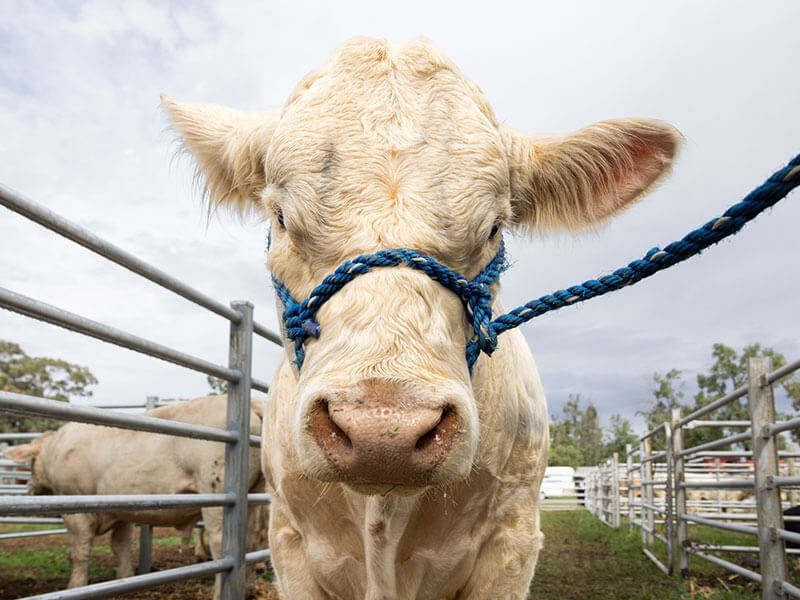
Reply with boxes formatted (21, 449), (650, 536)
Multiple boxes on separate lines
(194, 525), (210, 561)
(63, 513), (96, 588)
(456, 506), (543, 600)
(110, 521), (135, 579)
(242, 503), (270, 598)
(201, 506), (224, 600)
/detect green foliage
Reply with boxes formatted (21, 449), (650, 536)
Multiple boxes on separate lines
(638, 342), (800, 450)
(207, 374), (228, 395)
(550, 396), (640, 466)
(603, 413), (639, 458)
(549, 394), (605, 467)
(0, 340), (98, 432)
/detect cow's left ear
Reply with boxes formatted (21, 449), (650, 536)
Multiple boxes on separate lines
(2, 440), (40, 464)
(501, 119), (682, 232)
(161, 94), (280, 217)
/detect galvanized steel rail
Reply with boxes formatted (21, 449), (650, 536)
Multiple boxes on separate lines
(0, 185), (282, 599)
(0, 183), (281, 346)
(590, 356), (800, 599)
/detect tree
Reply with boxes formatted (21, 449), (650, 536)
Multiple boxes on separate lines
(642, 369), (685, 429)
(0, 340), (98, 432)
(548, 394), (605, 467)
(603, 414), (638, 459)
(693, 343), (792, 450)
(638, 343), (799, 451)
(786, 379), (800, 445)
(207, 375), (228, 395)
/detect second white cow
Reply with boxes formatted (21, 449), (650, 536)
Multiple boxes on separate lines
(164, 38), (680, 599)
(4, 395), (266, 598)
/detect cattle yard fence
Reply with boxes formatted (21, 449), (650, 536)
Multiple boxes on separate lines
(0, 183), (283, 600)
(584, 355), (800, 600)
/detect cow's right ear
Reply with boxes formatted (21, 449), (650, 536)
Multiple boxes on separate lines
(2, 439), (42, 464)
(161, 94), (281, 217)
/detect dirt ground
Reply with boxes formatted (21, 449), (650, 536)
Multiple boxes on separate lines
(0, 528), (281, 600)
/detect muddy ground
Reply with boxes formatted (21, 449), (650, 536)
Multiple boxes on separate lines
(0, 527), (280, 600)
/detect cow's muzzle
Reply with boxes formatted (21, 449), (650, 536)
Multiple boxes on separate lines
(307, 396), (461, 487)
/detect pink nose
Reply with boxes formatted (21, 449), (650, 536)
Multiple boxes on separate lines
(309, 399), (459, 486)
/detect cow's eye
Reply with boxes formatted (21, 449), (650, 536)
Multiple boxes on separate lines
(488, 221), (500, 240)
(274, 207), (286, 229)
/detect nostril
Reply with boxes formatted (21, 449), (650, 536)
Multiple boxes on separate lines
(415, 406), (458, 452)
(311, 399), (352, 450)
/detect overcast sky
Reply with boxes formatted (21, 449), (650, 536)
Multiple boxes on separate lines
(1, 1), (799, 432)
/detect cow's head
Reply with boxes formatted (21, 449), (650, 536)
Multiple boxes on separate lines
(3, 433), (54, 495)
(164, 38), (679, 494)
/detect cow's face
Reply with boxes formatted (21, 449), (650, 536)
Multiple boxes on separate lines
(3, 433), (53, 495)
(164, 38), (680, 494)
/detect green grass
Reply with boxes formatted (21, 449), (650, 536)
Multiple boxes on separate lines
(0, 522), (66, 534)
(0, 524), (187, 582)
(0, 545), (115, 581)
(532, 510), (764, 599)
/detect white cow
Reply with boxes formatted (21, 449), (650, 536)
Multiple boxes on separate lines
(3, 395), (266, 598)
(164, 38), (680, 599)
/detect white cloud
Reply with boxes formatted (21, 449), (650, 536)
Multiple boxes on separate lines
(1, 0), (799, 432)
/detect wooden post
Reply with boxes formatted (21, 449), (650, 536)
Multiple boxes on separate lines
(747, 357), (787, 600)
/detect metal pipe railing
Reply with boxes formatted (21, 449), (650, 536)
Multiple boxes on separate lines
(0, 184), (278, 600)
(0, 493), (235, 515)
(0, 286), (241, 382)
(0, 390), (238, 443)
(0, 183), (283, 343)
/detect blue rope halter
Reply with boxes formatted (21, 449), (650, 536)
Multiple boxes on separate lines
(272, 242), (509, 372)
(272, 152), (800, 374)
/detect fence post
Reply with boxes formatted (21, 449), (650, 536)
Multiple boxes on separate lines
(137, 524), (153, 574)
(664, 420), (674, 575)
(136, 394), (159, 574)
(626, 443), (634, 531)
(671, 408), (689, 577)
(789, 443), (799, 507)
(613, 452), (620, 527)
(219, 300), (254, 600)
(644, 436), (654, 546)
(639, 439), (648, 547)
(747, 357), (787, 600)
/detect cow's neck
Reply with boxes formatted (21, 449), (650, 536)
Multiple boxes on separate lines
(362, 494), (414, 600)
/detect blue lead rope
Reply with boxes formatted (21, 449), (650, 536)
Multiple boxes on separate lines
(273, 152), (800, 373)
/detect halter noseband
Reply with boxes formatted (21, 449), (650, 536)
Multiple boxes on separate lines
(272, 241), (508, 373)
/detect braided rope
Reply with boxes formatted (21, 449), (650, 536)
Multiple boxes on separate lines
(273, 152), (800, 373)
(273, 242), (508, 371)
(491, 152), (800, 334)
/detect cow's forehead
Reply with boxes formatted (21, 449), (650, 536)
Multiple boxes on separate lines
(265, 38), (510, 273)
(283, 38), (499, 127)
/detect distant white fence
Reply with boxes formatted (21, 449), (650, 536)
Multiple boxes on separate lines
(584, 356), (800, 600)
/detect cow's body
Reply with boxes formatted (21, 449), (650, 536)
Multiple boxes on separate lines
(4, 395), (265, 597)
(262, 310), (547, 599)
(164, 38), (680, 599)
